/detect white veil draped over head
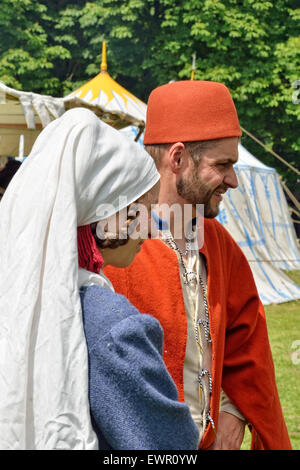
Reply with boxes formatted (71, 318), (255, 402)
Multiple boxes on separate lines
(0, 108), (159, 449)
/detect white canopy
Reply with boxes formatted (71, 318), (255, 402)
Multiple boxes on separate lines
(0, 81), (143, 161)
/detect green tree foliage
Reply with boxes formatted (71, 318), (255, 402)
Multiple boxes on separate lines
(0, 0), (299, 191)
(0, 0), (71, 94)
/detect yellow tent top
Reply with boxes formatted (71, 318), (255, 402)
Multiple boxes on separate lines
(68, 42), (147, 124)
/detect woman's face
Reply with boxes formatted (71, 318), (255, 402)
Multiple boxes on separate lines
(99, 181), (160, 268)
(101, 236), (144, 268)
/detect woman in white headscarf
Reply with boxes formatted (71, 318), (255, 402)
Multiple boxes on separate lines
(0, 108), (198, 450)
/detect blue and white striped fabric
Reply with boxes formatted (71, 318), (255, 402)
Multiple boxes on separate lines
(217, 144), (300, 304)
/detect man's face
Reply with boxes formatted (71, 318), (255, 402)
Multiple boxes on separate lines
(177, 137), (239, 218)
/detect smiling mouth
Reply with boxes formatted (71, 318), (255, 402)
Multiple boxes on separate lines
(213, 191), (224, 201)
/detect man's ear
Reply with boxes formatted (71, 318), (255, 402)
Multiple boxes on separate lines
(168, 142), (185, 174)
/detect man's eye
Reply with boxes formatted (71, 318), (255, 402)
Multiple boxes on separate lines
(217, 162), (230, 167)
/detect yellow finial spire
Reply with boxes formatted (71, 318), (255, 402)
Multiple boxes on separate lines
(101, 41), (107, 72)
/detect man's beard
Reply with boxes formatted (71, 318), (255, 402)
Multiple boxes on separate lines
(176, 173), (221, 219)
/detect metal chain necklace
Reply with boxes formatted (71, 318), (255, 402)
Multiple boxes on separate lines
(164, 231), (215, 432)
(165, 232), (197, 284)
(165, 232), (212, 343)
(165, 233), (191, 257)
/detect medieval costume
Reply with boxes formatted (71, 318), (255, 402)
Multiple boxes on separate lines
(0, 108), (198, 449)
(104, 221), (291, 449)
(104, 80), (292, 450)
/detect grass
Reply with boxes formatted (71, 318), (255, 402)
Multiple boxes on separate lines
(241, 270), (300, 450)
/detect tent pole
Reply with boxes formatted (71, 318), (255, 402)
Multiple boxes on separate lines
(241, 126), (300, 176)
(134, 125), (145, 142)
(280, 177), (300, 212)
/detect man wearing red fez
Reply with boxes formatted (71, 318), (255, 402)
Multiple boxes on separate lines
(104, 81), (291, 450)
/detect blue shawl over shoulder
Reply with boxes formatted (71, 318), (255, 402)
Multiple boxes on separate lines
(80, 284), (199, 450)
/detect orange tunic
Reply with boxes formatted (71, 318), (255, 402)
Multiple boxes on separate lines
(104, 218), (291, 450)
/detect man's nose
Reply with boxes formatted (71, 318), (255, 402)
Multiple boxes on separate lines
(224, 167), (238, 189)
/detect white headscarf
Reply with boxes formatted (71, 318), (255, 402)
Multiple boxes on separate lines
(0, 108), (159, 449)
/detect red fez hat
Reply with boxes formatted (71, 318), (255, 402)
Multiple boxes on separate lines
(143, 80), (241, 144)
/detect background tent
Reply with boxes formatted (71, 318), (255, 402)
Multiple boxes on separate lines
(122, 125), (300, 305)
(0, 80), (142, 164)
(216, 144), (300, 304)
(68, 42), (146, 140)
